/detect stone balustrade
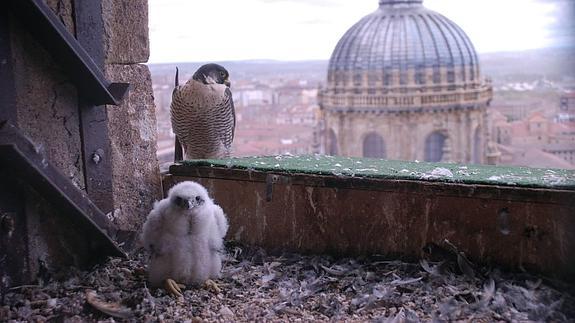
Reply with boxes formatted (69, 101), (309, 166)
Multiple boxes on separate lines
(319, 84), (492, 112)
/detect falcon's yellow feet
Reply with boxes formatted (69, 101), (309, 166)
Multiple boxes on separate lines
(164, 278), (186, 298)
(204, 279), (221, 294)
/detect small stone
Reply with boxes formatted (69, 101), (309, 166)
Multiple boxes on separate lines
(219, 306), (234, 317)
(47, 298), (57, 308)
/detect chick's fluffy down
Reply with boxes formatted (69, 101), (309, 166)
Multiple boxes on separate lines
(142, 181), (229, 287)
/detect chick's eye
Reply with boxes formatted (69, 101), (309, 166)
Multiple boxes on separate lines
(195, 196), (202, 202)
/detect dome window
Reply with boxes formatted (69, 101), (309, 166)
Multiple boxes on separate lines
(447, 70), (455, 83)
(363, 132), (386, 158)
(327, 129), (339, 156)
(354, 73), (363, 86)
(415, 71), (425, 85)
(425, 131), (446, 162)
(432, 64), (441, 84)
(384, 71), (392, 86)
(473, 127), (482, 164)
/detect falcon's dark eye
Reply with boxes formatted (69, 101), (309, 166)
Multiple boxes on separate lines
(220, 71), (226, 77)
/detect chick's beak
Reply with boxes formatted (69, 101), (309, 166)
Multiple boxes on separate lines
(188, 196), (205, 210)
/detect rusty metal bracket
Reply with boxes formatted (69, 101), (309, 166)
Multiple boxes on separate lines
(6, 0), (129, 106)
(265, 174), (279, 201)
(265, 174), (292, 202)
(74, 0), (115, 213)
(0, 121), (125, 259)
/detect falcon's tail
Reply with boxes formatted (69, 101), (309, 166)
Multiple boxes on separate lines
(175, 67), (179, 87)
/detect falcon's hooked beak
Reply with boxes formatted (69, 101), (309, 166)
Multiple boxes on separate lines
(224, 78), (231, 88)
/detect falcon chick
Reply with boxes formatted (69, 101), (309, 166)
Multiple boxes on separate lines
(142, 181), (229, 297)
(171, 63), (236, 160)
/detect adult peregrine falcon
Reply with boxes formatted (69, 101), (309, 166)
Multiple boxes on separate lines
(171, 64), (235, 160)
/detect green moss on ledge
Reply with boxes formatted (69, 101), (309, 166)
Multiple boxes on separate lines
(178, 155), (575, 190)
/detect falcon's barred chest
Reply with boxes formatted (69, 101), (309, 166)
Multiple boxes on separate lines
(170, 64), (235, 160)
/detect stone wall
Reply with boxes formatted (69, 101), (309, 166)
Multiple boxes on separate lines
(12, 0), (84, 190)
(103, 0), (161, 231)
(103, 0), (149, 64)
(9, 0), (159, 235)
(106, 64), (161, 231)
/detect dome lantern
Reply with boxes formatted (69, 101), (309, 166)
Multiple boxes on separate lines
(379, 0), (423, 6)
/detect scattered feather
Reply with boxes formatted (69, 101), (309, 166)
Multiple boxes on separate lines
(420, 259), (441, 277)
(85, 290), (134, 319)
(320, 264), (348, 276)
(443, 239), (476, 279)
(456, 252), (476, 279)
(261, 273), (276, 284)
(391, 277), (423, 286)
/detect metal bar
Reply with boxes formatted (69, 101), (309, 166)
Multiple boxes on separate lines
(75, 0), (114, 214)
(6, 0), (129, 106)
(0, 121), (126, 259)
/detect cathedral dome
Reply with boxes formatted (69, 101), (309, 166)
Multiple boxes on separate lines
(322, 0), (491, 109)
(318, 0), (493, 164)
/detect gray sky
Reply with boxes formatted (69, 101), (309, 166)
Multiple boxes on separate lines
(148, 0), (573, 63)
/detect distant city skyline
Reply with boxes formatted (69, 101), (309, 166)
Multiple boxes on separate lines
(148, 0), (574, 63)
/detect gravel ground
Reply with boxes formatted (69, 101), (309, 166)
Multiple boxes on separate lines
(2, 242), (574, 322)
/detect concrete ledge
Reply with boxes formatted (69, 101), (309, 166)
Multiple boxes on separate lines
(178, 155), (575, 190)
(166, 156), (575, 281)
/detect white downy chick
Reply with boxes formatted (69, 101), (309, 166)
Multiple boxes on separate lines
(142, 181), (229, 296)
